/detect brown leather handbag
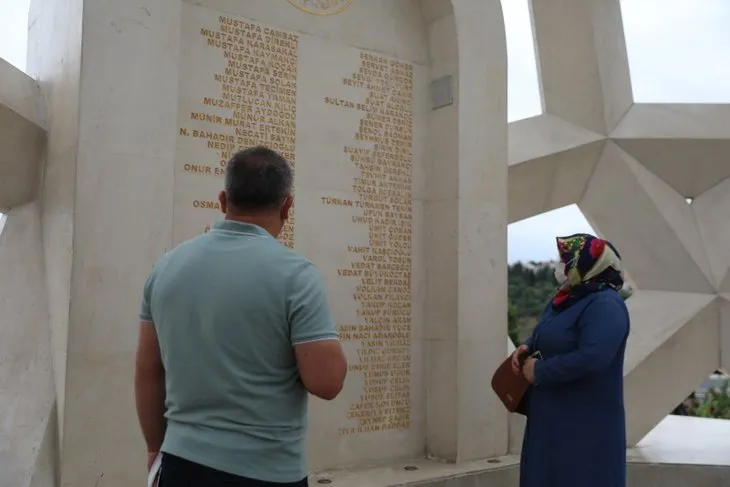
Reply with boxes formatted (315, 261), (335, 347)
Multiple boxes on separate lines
(491, 355), (531, 415)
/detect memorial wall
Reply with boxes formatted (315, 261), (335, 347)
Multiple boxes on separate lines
(175, 3), (429, 469)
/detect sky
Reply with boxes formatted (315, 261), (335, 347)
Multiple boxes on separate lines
(1, 0), (729, 262)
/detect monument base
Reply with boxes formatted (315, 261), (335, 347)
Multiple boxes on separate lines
(311, 416), (730, 486)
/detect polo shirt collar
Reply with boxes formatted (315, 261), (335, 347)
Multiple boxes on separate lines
(212, 220), (273, 238)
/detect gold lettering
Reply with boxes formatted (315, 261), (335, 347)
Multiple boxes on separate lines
(329, 52), (414, 436)
(192, 200), (221, 210)
(179, 14), (299, 247)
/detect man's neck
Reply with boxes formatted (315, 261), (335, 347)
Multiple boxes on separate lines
(224, 214), (279, 238)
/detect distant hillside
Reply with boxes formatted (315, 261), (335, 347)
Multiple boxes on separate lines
(508, 261), (557, 345)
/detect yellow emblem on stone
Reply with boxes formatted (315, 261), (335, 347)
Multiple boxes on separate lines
(287, 0), (353, 16)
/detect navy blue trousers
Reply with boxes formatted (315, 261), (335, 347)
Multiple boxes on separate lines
(159, 453), (308, 487)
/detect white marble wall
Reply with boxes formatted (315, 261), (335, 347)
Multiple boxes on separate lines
(0, 203), (54, 487)
(0, 58), (44, 211)
(26, 0), (84, 445)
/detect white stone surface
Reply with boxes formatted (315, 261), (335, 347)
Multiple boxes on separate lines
(0, 203), (55, 487)
(623, 294), (720, 445)
(508, 114), (604, 223)
(0, 58), (45, 129)
(530, 0), (632, 134)
(0, 58), (45, 210)
(628, 415), (730, 467)
(307, 415), (730, 487)
(612, 104), (730, 198)
(26, 0), (84, 450)
(722, 296), (730, 372)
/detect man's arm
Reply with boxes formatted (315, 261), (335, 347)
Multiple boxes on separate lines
(134, 321), (166, 454)
(134, 269), (166, 457)
(288, 263), (347, 401)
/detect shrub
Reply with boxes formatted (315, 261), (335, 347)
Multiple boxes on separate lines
(689, 380), (730, 419)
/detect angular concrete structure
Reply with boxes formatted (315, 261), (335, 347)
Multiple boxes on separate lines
(0, 57), (45, 211)
(0, 0), (728, 486)
(509, 0), (730, 449)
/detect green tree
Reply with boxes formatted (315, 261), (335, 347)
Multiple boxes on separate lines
(691, 381), (730, 419)
(507, 261), (558, 346)
(508, 303), (519, 346)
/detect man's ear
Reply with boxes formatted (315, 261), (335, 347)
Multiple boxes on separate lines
(218, 191), (227, 214)
(281, 195), (294, 220)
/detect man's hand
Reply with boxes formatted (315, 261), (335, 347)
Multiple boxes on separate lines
(511, 344), (529, 375)
(135, 321), (167, 458)
(522, 358), (537, 384)
(147, 451), (159, 471)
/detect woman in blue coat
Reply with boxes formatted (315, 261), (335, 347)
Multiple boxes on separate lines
(513, 233), (632, 487)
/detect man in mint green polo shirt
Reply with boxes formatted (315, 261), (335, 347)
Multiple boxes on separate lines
(134, 146), (347, 486)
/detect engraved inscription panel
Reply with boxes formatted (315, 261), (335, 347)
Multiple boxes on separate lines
(177, 4), (426, 467)
(324, 53), (414, 436)
(175, 4), (298, 246)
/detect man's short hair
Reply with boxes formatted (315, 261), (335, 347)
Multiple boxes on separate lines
(224, 146), (293, 212)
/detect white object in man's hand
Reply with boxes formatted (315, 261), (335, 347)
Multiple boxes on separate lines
(147, 452), (162, 487)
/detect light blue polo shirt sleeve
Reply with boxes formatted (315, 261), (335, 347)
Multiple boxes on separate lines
(139, 267), (156, 322)
(287, 262), (338, 345)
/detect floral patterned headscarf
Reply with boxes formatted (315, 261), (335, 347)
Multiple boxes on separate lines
(552, 233), (633, 311)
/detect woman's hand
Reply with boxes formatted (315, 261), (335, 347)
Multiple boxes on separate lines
(511, 344), (529, 375)
(522, 358), (537, 384)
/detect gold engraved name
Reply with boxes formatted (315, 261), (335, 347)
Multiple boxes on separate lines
(325, 50), (415, 436)
(177, 13), (299, 249)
